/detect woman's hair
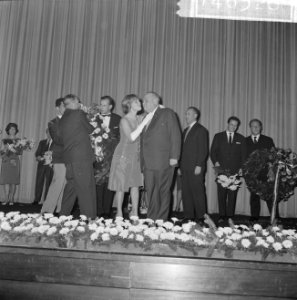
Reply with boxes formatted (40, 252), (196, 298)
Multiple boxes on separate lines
(5, 123), (19, 135)
(121, 94), (139, 115)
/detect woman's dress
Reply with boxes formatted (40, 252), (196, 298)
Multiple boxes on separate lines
(108, 117), (143, 192)
(0, 138), (21, 185)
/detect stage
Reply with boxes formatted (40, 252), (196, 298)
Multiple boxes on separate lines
(0, 244), (297, 300)
(0, 207), (297, 299)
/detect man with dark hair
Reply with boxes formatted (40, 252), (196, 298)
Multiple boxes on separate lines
(141, 92), (181, 221)
(246, 118), (276, 221)
(100, 95), (115, 111)
(41, 98), (66, 213)
(180, 107), (208, 224)
(94, 96), (121, 218)
(210, 116), (246, 223)
(33, 129), (53, 205)
(58, 94), (96, 218)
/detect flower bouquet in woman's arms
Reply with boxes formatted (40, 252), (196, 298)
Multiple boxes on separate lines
(214, 167), (242, 191)
(0, 138), (35, 156)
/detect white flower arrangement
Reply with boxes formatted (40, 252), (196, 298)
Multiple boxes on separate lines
(1, 212), (297, 259)
(216, 174), (241, 191)
(1, 138), (35, 156)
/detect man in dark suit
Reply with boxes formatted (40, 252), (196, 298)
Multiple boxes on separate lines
(141, 92), (181, 221)
(59, 94), (96, 219)
(41, 98), (66, 214)
(210, 116), (246, 222)
(94, 96), (121, 218)
(246, 118), (276, 221)
(33, 129), (53, 204)
(180, 107), (209, 223)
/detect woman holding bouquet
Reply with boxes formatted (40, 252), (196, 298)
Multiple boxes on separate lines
(0, 123), (22, 205)
(108, 94), (153, 217)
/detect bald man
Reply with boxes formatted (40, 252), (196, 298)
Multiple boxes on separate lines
(141, 92), (181, 221)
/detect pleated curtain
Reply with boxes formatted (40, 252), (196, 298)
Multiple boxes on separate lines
(0, 0), (296, 217)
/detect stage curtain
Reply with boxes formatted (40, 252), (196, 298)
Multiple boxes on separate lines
(0, 0), (296, 217)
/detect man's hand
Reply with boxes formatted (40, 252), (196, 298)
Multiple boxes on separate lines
(194, 166), (201, 175)
(215, 162), (220, 167)
(177, 168), (182, 176)
(169, 159), (178, 167)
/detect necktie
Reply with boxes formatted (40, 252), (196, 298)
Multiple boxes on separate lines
(253, 136), (257, 144)
(228, 133), (232, 144)
(184, 126), (193, 141)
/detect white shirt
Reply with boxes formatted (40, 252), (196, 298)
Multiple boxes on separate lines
(226, 131), (234, 143)
(102, 114), (111, 129)
(252, 134), (260, 143)
(47, 139), (52, 150)
(184, 121), (196, 141)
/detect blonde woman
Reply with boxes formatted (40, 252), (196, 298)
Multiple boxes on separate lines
(108, 94), (153, 217)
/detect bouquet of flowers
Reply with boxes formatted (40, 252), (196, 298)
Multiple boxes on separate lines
(43, 151), (53, 166)
(0, 138), (35, 157)
(214, 167), (241, 191)
(79, 103), (118, 185)
(86, 104), (113, 162)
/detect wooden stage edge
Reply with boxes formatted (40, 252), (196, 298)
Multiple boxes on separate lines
(0, 245), (297, 300)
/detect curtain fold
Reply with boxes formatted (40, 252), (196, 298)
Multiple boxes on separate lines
(0, 0), (296, 217)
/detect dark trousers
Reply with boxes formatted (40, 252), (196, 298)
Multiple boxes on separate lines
(144, 167), (175, 221)
(217, 184), (238, 218)
(181, 170), (206, 220)
(60, 161), (96, 219)
(250, 192), (279, 218)
(34, 164), (53, 203)
(96, 182), (114, 217)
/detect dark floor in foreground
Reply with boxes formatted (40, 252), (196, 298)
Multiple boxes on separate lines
(1, 202), (297, 229)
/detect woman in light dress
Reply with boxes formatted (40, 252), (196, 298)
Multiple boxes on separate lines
(108, 94), (153, 217)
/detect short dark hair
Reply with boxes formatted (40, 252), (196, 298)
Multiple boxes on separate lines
(5, 123), (19, 135)
(187, 106), (201, 120)
(55, 97), (64, 107)
(63, 94), (81, 103)
(100, 95), (115, 111)
(227, 116), (241, 127)
(249, 118), (263, 130)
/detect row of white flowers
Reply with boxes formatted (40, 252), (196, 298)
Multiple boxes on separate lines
(0, 212), (297, 257)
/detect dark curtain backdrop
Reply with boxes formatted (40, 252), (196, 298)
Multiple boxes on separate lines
(0, 0), (296, 217)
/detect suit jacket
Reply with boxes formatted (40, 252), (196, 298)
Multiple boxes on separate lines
(180, 122), (209, 171)
(35, 139), (51, 166)
(109, 113), (121, 142)
(59, 109), (95, 164)
(141, 107), (181, 170)
(245, 134), (275, 158)
(210, 131), (246, 174)
(48, 117), (64, 164)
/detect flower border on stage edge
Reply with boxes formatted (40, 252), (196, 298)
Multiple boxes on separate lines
(0, 212), (297, 260)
